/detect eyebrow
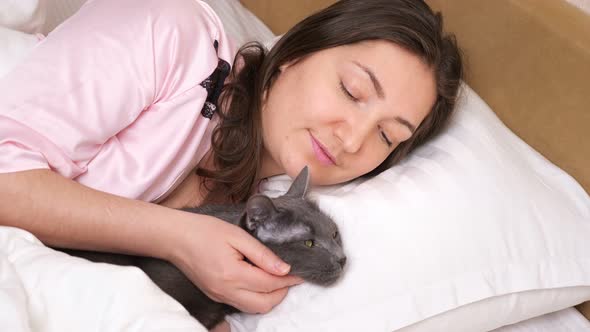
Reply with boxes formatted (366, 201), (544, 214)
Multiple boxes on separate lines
(353, 61), (385, 99)
(352, 61), (417, 134)
(394, 116), (416, 134)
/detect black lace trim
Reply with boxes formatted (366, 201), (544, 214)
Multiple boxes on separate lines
(199, 40), (230, 119)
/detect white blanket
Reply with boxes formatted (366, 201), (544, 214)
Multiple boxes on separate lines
(0, 226), (207, 332)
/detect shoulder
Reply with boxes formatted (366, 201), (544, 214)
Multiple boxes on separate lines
(136, 0), (235, 100)
(83, 0), (226, 40)
(141, 0), (226, 41)
(140, 0), (236, 64)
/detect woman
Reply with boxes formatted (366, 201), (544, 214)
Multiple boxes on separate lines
(0, 0), (462, 326)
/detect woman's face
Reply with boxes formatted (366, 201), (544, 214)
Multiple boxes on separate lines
(260, 40), (437, 185)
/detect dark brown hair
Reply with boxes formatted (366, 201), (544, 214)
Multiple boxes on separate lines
(198, 0), (463, 203)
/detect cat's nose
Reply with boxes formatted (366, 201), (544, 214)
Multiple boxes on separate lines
(338, 257), (347, 267)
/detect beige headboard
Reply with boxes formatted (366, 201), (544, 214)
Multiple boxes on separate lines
(426, 0), (590, 194)
(240, 0), (590, 319)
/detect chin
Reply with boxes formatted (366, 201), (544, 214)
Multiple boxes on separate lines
(284, 159), (351, 185)
(286, 164), (324, 184)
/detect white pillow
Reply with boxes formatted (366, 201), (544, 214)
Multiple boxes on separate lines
(226, 84), (590, 331)
(0, 26), (39, 78)
(0, 0), (46, 33)
(201, 0), (275, 47)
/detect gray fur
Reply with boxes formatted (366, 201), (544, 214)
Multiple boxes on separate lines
(55, 166), (345, 329)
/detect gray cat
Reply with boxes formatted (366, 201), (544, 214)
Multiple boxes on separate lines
(57, 166), (346, 329)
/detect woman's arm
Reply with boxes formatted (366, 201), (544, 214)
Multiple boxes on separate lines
(0, 168), (301, 314)
(0, 168), (184, 258)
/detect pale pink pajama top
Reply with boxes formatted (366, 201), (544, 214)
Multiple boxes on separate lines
(0, 0), (237, 202)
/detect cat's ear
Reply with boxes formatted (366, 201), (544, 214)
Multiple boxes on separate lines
(242, 195), (278, 231)
(285, 165), (310, 198)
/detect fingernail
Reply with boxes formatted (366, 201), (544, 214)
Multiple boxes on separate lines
(275, 262), (290, 274)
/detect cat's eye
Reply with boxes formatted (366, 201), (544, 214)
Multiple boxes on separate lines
(333, 231), (339, 239)
(304, 239), (314, 248)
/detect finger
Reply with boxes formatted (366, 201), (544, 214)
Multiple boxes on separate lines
(237, 260), (304, 293)
(230, 287), (290, 314)
(231, 228), (291, 276)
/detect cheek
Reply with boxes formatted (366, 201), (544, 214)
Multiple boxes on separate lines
(341, 150), (389, 180)
(289, 68), (341, 123)
(309, 85), (345, 122)
(362, 154), (386, 174)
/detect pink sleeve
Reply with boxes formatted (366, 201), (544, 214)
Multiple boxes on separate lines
(0, 0), (233, 179)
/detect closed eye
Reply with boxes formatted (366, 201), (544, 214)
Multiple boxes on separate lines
(341, 80), (392, 147)
(339, 81), (359, 102)
(379, 126), (393, 147)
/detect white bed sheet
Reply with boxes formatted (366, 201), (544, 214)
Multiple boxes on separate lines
(492, 308), (590, 332)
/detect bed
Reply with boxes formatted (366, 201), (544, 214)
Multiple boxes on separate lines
(1, 0), (589, 331)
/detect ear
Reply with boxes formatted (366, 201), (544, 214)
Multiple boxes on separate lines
(285, 165), (310, 198)
(242, 195), (278, 231)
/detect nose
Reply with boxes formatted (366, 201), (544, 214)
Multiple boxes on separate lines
(334, 113), (373, 154)
(338, 256), (347, 268)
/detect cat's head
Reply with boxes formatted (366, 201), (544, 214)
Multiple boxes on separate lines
(239, 166), (346, 286)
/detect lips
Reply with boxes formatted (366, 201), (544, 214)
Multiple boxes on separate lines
(310, 132), (336, 166)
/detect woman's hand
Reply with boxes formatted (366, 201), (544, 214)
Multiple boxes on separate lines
(168, 214), (303, 314)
